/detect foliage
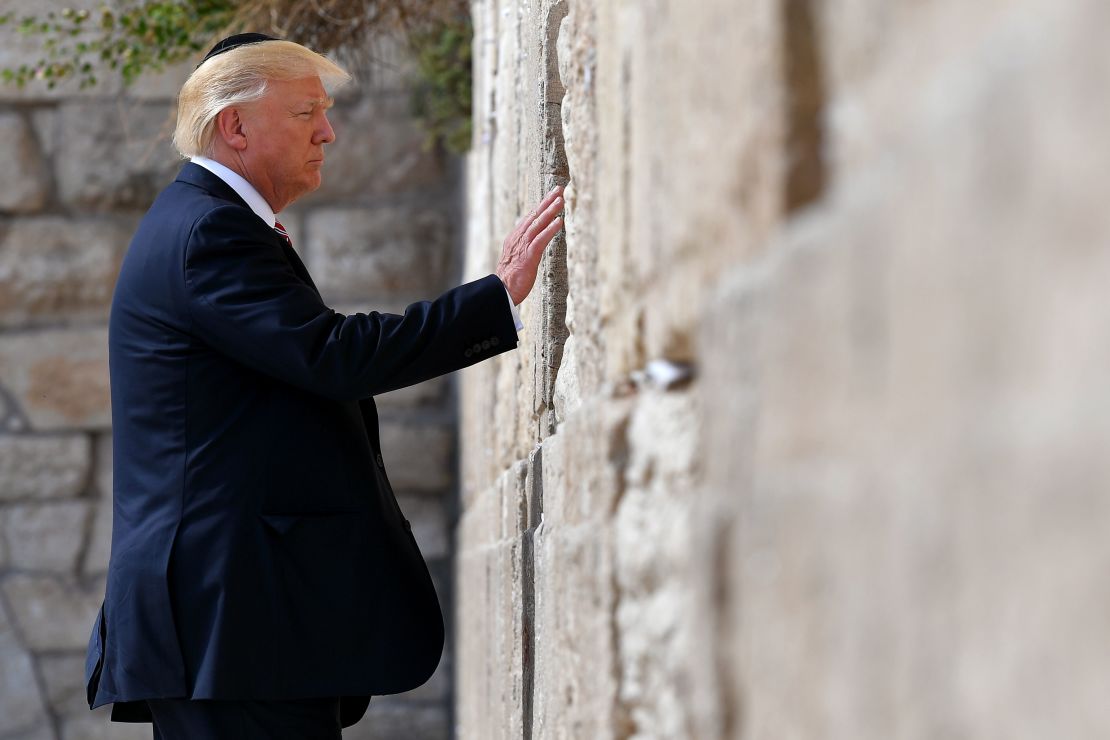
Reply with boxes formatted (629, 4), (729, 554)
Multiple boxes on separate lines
(410, 13), (472, 153)
(0, 2), (236, 89)
(0, 0), (473, 152)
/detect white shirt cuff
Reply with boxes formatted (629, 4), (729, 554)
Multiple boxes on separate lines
(504, 284), (524, 332)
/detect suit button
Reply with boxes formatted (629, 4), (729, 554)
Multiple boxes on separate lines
(464, 348), (473, 358)
(472, 343), (482, 354)
(375, 453), (385, 468)
(491, 336), (500, 347)
(481, 339), (491, 350)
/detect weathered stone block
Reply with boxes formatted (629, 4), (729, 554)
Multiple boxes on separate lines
(0, 0), (123, 102)
(0, 600), (49, 735)
(0, 216), (131, 327)
(0, 112), (49, 212)
(303, 92), (444, 203)
(531, 520), (620, 740)
(123, 59), (192, 102)
(343, 699), (448, 740)
(0, 434), (91, 501)
(0, 328), (111, 430)
(305, 205), (451, 303)
(379, 419), (453, 491)
(2, 574), (102, 650)
(3, 500), (91, 572)
(539, 397), (631, 528)
(57, 101), (181, 210)
(395, 493), (449, 559)
(38, 652), (88, 717)
(61, 707), (151, 740)
(83, 434), (113, 577)
(402, 651), (451, 703)
(374, 375), (447, 408)
(83, 493), (113, 578)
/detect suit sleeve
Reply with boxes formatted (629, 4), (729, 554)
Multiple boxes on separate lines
(183, 205), (518, 400)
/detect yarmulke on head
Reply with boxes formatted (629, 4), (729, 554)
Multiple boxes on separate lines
(198, 33), (279, 67)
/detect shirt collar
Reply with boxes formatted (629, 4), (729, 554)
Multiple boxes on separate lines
(190, 156), (277, 228)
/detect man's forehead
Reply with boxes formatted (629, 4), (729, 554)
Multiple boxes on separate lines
(266, 76), (332, 104)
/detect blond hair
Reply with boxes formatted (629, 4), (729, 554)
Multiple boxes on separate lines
(173, 40), (351, 159)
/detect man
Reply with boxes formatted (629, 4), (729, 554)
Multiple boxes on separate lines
(83, 33), (563, 738)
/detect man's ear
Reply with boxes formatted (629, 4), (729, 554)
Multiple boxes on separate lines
(214, 107), (248, 151)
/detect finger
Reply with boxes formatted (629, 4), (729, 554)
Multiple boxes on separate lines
(530, 186), (563, 220)
(526, 196), (564, 241)
(528, 216), (563, 259)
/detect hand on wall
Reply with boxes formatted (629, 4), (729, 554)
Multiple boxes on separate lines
(496, 186), (564, 306)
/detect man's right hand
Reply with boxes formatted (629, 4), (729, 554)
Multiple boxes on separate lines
(496, 186), (565, 306)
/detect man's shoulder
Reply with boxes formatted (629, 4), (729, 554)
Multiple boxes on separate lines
(153, 163), (248, 214)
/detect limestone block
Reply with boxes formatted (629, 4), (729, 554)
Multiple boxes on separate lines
(0, 434), (91, 501)
(305, 205), (451, 303)
(304, 93), (444, 203)
(540, 397), (632, 528)
(531, 520), (620, 740)
(402, 650), (451, 703)
(83, 492), (113, 577)
(124, 59), (192, 101)
(0, 599), (50, 735)
(3, 500), (91, 572)
(699, 3), (1110, 737)
(93, 433), (112, 498)
(0, 216), (131, 327)
(0, 112), (49, 212)
(38, 652), (88, 717)
(395, 493), (449, 559)
(455, 469), (528, 740)
(374, 375), (447, 408)
(0, 0), (123, 102)
(342, 700), (448, 740)
(0, 328), (111, 430)
(456, 479), (501, 552)
(57, 101), (181, 210)
(350, 35), (420, 94)
(83, 434), (113, 577)
(378, 419), (452, 491)
(61, 707), (151, 740)
(2, 574), (102, 650)
(611, 392), (700, 740)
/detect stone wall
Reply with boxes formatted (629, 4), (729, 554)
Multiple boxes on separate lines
(0, 14), (459, 739)
(456, 0), (1110, 738)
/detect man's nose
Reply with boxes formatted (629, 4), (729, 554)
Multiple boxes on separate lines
(315, 113), (336, 145)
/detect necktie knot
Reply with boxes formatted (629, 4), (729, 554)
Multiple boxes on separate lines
(274, 220), (292, 247)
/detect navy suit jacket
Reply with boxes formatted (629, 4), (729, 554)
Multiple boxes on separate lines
(85, 163), (517, 726)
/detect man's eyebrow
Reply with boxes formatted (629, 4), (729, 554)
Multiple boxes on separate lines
(292, 97), (335, 111)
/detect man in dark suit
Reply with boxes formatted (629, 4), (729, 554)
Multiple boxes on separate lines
(84, 33), (564, 738)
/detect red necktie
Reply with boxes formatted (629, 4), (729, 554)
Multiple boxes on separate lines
(274, 220), (292, 247)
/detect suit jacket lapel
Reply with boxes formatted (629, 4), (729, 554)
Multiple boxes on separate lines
(277, 240), (323, 301)
(176, 163), (324, 301)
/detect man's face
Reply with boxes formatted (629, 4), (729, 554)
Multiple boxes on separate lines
(239, 75), (335, 212)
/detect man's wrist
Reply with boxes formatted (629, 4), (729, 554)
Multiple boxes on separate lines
(501, 279), (524, 332)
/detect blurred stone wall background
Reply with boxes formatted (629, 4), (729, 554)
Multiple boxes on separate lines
(0, 5), (460, 738)
(456, 0), (1110, 738)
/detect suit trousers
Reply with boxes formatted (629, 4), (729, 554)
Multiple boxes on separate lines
(146, 697), (343, 740)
